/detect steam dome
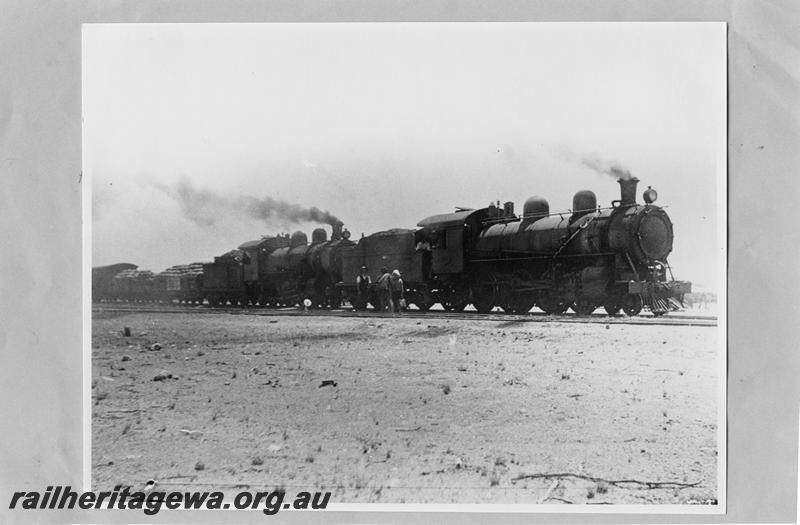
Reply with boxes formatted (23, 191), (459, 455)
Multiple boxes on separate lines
(523, 196), (549, 222)
(290, 231), (308, 247)
(312, 228), (328, 243)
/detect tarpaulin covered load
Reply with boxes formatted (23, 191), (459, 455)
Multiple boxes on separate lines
(157, 263), (205, 292)
(111, 269), (156, 298)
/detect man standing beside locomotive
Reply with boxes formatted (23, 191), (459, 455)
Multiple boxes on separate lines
(355, 266), (371, 307)
(376, 267), (393, 312)
(389, 270), (405, 314)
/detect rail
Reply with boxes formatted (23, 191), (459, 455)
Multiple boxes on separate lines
(91, 303), (717, 328)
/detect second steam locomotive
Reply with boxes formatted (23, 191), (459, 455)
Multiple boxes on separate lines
(94, 177), (690, 316)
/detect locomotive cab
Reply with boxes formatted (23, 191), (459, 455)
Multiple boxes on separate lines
(415, 208), (492, 311)
(417, 209), (489, 275)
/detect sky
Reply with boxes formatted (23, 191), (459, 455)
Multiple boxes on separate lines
(84, 22), (725, 291)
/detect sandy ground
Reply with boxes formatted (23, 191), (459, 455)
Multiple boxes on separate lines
(92, 310), (719, 505)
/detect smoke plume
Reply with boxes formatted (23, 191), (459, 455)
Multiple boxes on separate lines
(580, 155), (633, 180)
(551, 145), (634, 180)
(164, 178), (342, 228)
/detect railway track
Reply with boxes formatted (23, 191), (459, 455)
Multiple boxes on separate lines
(92, 303), (718, 328)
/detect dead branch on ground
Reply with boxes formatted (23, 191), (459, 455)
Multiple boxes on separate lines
(510, 472), (700, 489)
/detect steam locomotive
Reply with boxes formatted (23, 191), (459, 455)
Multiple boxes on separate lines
(93, 177), (690, 316)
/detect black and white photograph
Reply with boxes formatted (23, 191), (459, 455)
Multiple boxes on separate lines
(85, 22), (726, 510)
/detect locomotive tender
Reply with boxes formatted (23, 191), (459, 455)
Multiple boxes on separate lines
(93, 177), (690, 316)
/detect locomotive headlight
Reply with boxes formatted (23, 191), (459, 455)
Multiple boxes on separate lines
(643, 186), (658, 204)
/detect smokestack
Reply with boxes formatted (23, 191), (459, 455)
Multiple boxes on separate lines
(618, 177), (639, 206)
(331, 222), (343, 241)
